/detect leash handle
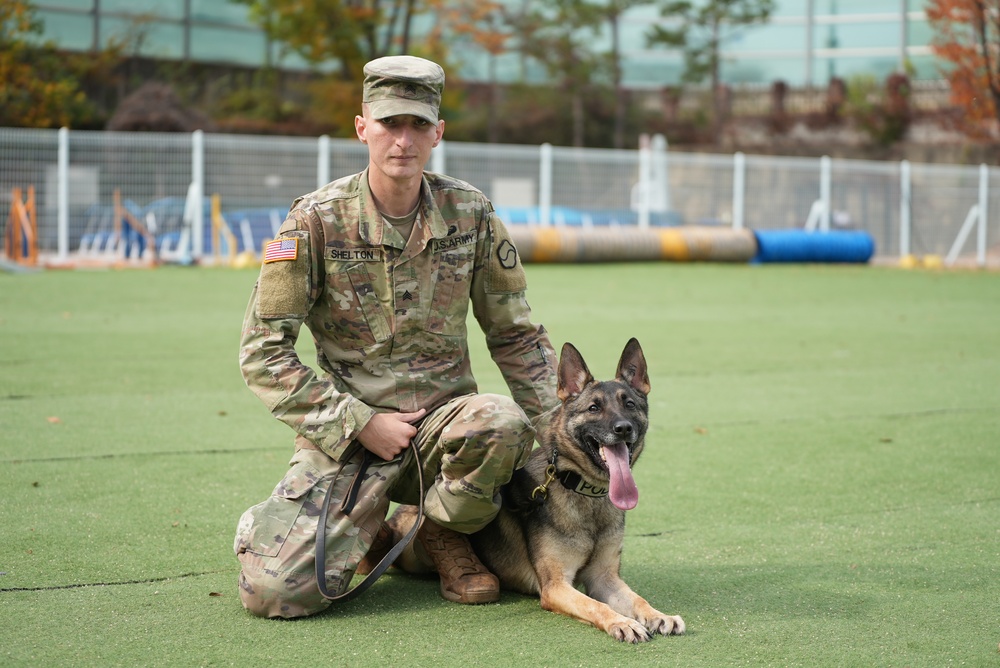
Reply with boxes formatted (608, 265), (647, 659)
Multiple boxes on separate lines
(315, 441), (424, 602)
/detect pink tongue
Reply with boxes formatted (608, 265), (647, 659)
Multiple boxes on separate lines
(603, 443), (638, 510)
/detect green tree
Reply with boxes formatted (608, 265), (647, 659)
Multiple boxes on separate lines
(425, 0), (512, 142)
(0, 0), (103, 127)
(647, 0), (774, 129)
(510, 0), (608, 147)
(506, 0), (652, 148)
(233, 0), (422, 79)
(590, 0), (653, 148)
(232, 0), (454, 137)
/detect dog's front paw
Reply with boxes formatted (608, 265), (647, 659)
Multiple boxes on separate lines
(608, 617), (654, 644)
(644, 613), (685, 636)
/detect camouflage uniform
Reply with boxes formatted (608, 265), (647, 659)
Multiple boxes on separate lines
(233, 162), (559, 618)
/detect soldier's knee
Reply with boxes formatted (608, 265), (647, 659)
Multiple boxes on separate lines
(470, 393), (533, 439)
(466, 393), (535, 471)
(237, 558), (330, 619)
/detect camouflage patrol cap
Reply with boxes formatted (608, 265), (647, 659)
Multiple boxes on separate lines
(363, 55), (445, 124)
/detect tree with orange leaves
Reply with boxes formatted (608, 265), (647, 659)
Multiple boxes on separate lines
(926, 0), (1000, 132)
(234, 0), (423, 80)
(423, 0), (511, 142)
(0, 0), (104, 127)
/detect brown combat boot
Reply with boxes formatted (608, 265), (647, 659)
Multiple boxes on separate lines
(417, 518), (499, 604)
(355, 520), (395, 576)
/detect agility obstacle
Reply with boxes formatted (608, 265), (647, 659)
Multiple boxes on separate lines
(210, 193), (240, 266)
(507, 225), (874, 265)
(751, 229), (875, 264)
(509, 226), (758, 264)
(5, 187), (38, 266)
(111, 189), (158, 266)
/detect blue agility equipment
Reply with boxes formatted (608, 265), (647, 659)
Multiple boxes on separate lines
(752, 230), (875, 264)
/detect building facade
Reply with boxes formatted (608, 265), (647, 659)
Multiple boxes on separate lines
(32, 0), (939, 88)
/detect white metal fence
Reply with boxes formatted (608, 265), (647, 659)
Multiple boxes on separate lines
(1, 126), (996, 265)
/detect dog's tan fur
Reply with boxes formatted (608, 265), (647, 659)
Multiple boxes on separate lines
(389, 339), (685, 643)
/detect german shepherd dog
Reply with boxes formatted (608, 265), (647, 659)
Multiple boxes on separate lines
(391, 338), (685, 643)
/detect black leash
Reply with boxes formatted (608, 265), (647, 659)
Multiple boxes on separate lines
(315, 441), (424, 602)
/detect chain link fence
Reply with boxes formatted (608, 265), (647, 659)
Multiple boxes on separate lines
(1, 127), (996, 265)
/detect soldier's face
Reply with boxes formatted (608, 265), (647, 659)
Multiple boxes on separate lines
(356, 109), (444, 183)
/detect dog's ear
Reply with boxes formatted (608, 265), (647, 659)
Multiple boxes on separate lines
(557, 342), (593, 401)
(616, 337), (650, 395)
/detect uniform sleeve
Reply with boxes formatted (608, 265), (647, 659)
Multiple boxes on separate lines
(239, 210), (376, 461)
(470, 207), (559, 424)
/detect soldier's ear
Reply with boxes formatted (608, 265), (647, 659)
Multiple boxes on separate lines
(557, 342), (593, 401)
(616, 337), (650, 395)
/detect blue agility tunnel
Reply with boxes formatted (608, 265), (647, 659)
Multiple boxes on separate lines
(752, 230), (875, 264)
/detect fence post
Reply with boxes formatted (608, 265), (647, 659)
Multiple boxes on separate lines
(191, 130), (204, 259)
(539, 143), (552, 227)
(317, 135), (330, 188)
(57, 127), (69, 262)
(944, 166), (987, 267)
(733, 151), (746, 230)
(637, 134), (651, 230)
(820, 155), (831, 232)
(900, 160), (911, 257)
(653, 134), (670, 209)
(977, 163), (988, 268)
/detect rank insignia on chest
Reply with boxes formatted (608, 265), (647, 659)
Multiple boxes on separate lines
(263, 238), (298, 263)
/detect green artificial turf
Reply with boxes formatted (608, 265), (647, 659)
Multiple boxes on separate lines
(2, 263), (998, 667)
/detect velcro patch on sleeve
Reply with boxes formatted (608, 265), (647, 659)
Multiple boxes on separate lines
(263, 238), (298, 263)
(256, 231), (310, 319)
(486, 216), (527, 294)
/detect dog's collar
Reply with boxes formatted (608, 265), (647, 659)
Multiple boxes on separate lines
(536, 447), (609, 499)
(556, 470), (608, 498)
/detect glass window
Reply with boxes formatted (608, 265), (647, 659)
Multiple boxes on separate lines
(99, 0), (184, 20)
(101, 17), (185, 58)
(908, 20), (934, 45)
(817, 54), (900, 82)
(191, 26), (267, 67)
(820, 20), (901, 49)
(723, 56), (808, 85)
(623, 5), (661, 21)
(723, 23), (807, 51)
(907, 54), (943, 80)
(768, 6), (802, 18)
(623, 54), (686, 88)
(191, 0), (254, 26)
(36, 10), (94, 50)
(620, 19), (658, 47)
(480, 52), (544, 85)
(37, 0), (95, 10)
(819, 0), (902, 15)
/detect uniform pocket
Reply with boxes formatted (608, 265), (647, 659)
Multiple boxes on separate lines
(235, 461), (323, 558)
(426, 244), (474, 335)
(324, 258), (391, 347)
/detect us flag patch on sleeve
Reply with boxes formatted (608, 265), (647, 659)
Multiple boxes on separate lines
(263, 238), (298, 263)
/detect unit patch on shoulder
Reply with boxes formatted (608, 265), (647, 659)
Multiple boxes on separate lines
(496, 239), (518, 268)
(486, 218), (527, 294)
(263, 238), (298, 263)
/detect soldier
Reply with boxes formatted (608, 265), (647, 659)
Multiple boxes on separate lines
(233, 55), (559, 619)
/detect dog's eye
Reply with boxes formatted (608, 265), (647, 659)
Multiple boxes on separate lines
(588, 403), (601, 413)
(624, 399), (636, 409)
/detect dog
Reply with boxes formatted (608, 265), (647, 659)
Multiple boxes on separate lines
(389, 338), (685, 643)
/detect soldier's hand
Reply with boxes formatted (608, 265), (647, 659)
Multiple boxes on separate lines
(357, 409), (427, 461)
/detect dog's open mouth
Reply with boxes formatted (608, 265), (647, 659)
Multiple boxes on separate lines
(599, 442), (639, 511)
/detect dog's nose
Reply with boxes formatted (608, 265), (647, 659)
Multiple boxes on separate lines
(613, 421), (634, 437)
